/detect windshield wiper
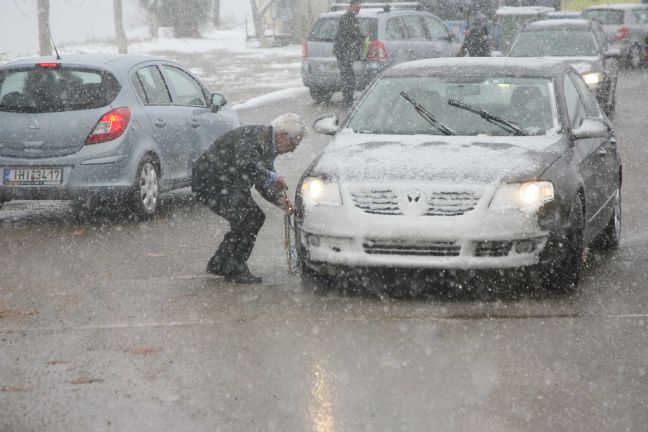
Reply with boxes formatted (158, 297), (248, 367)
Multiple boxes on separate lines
(400, 91), (456, 136)
(447, 99), (528, 136)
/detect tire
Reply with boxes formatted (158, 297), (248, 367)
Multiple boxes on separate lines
(309, 87), (333, 104)
(594, 187), (621, 251)
(132, 156), (160, 218)
(539, 197), (584, 292)
(627, 44), (642, 69)
(300, 261), (332, 294)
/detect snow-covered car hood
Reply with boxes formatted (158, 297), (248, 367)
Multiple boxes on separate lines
(541, 56), (599, 74)
(312, 132), (564, 185)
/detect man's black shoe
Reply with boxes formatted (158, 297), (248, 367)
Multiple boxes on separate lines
(224, 267), (262, 284)
(206, 257), (226, 276)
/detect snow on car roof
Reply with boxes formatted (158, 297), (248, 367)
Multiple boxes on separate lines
(585, 3), (648, 10)
(496, 6), (555, 16)
(4, 54), (164, 69)
(387, 57), (570, 78)
(525, 19), (592, 29)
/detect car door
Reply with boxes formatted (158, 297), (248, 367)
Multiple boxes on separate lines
(160, 64), (229, 174)
(563, 73), (610, 235)
(401, 15), (431, 61)
(131, 64), (186, 184)
(421, 15), (460, 57)
(569, 71), (619, 229)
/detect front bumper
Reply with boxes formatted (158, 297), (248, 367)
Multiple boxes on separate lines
(298, 185), (553, 271)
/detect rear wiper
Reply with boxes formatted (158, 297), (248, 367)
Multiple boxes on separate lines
(400, 91), (455, 136)
(447, 99), (528, 136)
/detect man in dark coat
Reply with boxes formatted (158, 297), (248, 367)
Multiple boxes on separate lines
(192, 113), (307, 284)
(333, 0), (363, 107)
(457, 13), (491, 57)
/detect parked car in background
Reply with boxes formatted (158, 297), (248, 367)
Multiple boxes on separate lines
(299, 58), (621, 293)
(301, 3), (460, 103)
(581, 3), (648, 68)
(0, 54), (240, 216)
(508, 19), (620, 116)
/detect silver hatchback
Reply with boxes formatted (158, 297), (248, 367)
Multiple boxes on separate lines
(0, 54), (240, 216)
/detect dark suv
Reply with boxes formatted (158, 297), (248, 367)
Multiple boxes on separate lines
(301, 3), (460, 103)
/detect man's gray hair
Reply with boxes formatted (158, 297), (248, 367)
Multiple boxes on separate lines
(271, 113), (308, 138)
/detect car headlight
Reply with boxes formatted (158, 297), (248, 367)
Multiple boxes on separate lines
(582, 72), (603, 86)
(490, 181), (554, 211)
(301, 177), (342, 207)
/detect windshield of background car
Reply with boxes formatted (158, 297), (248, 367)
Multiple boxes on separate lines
(509, 29), (598, 57)
(581, 9), (625, 25)
(0, 67), (121, 113)
(308, 16), (378, 41)
(347, 75), (558, 136)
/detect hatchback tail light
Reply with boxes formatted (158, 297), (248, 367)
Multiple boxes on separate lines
(614, 26), (630, 40)
(85, 107), (131, 145)
(302, 40), (309, 59)
(367, 40), (388, 61)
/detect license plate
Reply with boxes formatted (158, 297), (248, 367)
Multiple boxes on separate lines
(318, 63), (338, 73)
(3, 167), (63, 186)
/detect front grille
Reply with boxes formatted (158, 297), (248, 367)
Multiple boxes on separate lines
(423, 191), (481, 216)
(350, 189), (402, 215)
(350, 187), (480, 216)
(363, 239), (460, 256)
(475, 241), (512, 257)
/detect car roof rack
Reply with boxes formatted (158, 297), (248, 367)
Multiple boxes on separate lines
(330, 2), (423, 12)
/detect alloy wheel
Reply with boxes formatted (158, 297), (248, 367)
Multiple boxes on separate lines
(138, 161), (159, 214)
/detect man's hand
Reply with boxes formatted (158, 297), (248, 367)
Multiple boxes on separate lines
(274, 175), (288, 192)
(279, 196), (293, 214)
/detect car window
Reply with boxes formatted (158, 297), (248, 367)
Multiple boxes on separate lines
(308, 17), (378, 42)
(569, 72), (602, 118)
(0, 66), (120, 113)
(632, 8), (648, 24)
(563, 74), (587, 129)
(509, 29), (598, 57)
(581, 9), (625, 25)
(346, 76), (557, 136)
(402, 16), (428, 40)
(162, 66), (207, 107)
(385, 17), (407, 40)
(135, 65), (171, 105)
(422, 16), (450, 40)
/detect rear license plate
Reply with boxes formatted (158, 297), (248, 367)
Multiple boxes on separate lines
(3, 167), (63, 186)
(317, 63), (338, 73)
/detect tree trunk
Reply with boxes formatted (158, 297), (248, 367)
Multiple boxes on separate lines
(114, 0), (128, 53)
(213, 0), (220, 27)
(37, 0), (52, 56)
(249, 0), (267, 46)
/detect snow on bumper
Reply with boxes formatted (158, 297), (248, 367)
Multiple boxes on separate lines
(299, 193), (550, 270)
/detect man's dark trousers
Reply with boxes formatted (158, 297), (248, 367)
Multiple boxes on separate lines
(204, 189), (265, 275)
(338, 58), (355, 106)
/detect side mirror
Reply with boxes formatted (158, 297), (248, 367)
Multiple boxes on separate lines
(313, 114), (338, 136)
(573, 118), (608, 140)
(210, 93), (227, 113)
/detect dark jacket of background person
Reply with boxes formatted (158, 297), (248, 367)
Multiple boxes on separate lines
(334, 10), (363, 61)
(191, 125), (282, 206)
(459, 20), (491, 57)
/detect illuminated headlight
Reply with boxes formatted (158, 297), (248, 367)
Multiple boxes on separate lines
(301, 177), (342, 207)
(490, 181), (554, 211)
(582, 72), (603, 86)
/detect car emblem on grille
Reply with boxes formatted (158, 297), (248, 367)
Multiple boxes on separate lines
(28, 120), (40, 130)
(407, 189), (421, 203)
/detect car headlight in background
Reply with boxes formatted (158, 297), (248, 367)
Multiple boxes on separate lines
(582, 72), (603, 86)
(301, 177), (342, 207)
(490, 181), (554, 211)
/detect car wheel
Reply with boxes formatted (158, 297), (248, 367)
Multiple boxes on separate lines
(132, 156), (160, 218)
(300, 261), (332, 293)
(309, 87), (333, 104)
(540, 197), (584, 292)
(628, 44), (642, 69)
(594, 187), (621, 251)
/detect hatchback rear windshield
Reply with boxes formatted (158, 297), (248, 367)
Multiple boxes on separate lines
(0, 66), (121, 113)
(509, 29), (598, 57)
(309, 17), (378, 42)
(581, 9), (625, 25)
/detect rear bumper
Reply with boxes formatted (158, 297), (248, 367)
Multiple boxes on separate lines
(0, 145), (134, 202)
(301, 60), (388, 90)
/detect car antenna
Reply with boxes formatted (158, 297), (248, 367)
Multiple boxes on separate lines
(48, 28), (61, 60)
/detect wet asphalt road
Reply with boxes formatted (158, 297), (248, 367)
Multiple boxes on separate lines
(2, 69), (648, 431)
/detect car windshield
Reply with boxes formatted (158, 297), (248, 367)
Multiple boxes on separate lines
(309, 16), (378, 41)
(581, 9), (625, 25)
(347, 75), (557, 136)
(509, 29), (598, 57)
(0, 67), (120, 113)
